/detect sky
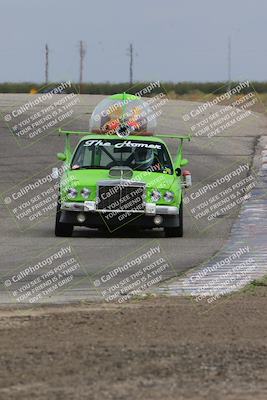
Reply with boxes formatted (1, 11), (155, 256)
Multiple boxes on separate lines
(0, 0), (267, 83)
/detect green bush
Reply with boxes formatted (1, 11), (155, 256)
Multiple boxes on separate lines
(1, 81), (267, 94)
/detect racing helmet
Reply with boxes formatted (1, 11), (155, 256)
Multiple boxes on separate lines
(133, 147), (154, 167)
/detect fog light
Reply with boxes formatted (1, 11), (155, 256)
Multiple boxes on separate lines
(154, 215), (163, 225)
(77, 213), (86, 223)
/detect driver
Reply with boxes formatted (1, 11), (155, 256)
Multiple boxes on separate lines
(133, 147), (155, 169)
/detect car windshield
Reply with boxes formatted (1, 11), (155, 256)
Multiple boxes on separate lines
(71, 139), (173, 174)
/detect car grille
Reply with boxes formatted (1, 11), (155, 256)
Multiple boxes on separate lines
(97, 182), (146, 212)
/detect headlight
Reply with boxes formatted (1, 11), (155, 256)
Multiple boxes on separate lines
(81, 188), (91, 199)
(67, 188), (78, 199)
(151, 189), (161, 202)
(164, 191), (174, 202)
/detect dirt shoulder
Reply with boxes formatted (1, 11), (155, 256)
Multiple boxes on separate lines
(0, 286), (266, 400)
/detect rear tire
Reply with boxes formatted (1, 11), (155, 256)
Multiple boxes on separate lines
(165, 201), (183, 237)
(55, 199), (73, 237)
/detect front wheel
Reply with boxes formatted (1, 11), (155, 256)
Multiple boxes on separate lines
(55, 200), (73, 237)
(165, 201), (183, 237)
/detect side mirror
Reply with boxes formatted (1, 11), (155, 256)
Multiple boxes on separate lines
(51, 167), (59, 179)
(180, 158), (189, 167)
(57, 152), (66, 161)
(175, 168), (181, 177)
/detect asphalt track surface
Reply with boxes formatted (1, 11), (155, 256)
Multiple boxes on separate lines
(0, 94), (265, 305)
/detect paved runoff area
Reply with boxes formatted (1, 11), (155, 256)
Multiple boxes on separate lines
(0, 86), (266, 307)
(157, 137), (267, 302)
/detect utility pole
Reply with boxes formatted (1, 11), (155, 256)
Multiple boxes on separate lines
(128, 43), (133, 85)
(227, 36), (232, 90)
(79, 40), (86, 92)
(45, 44), (49, 85)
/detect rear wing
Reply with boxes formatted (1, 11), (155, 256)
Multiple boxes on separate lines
(156, 134), (191, 168)
(58, 129), (92, 136)
(58, 129), (89, 161)
(58, 129), (191, 140)
(57, 129), (191, 166)
(156, 134), (191, 141)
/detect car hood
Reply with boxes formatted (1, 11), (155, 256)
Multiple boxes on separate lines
(63, 169), (176, 190)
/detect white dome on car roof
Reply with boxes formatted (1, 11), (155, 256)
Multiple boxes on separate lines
(89, 93), (157, 136)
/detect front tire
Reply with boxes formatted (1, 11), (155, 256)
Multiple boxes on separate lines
(165, 201), (183, 237)
(55, 199), (73, 237)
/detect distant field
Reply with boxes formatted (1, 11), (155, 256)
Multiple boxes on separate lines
(171, 92), (267, 114)
(1, 81), (266, 113)
(1, 81), (267, 95)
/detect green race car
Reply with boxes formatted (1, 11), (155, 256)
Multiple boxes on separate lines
(55, 93), (191, 237)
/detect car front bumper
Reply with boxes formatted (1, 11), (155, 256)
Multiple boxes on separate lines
(59, 201), (180, 229)
(61, 201), (179, 215)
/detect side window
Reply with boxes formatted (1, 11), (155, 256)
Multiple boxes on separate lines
(73, 146), (84, 165)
